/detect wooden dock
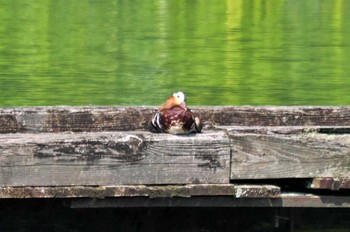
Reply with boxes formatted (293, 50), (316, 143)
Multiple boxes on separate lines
(1, 106), (350, 208)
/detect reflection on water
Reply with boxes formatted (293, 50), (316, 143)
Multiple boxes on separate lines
(0, 0), (350, 106)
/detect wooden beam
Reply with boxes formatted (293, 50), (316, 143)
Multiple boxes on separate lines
(0, 184), (280, 199)
(228, 126), (350, 179)
(309, 178), (350, 190)
(2, 106), (350, 133)
(70, 193), (350, 208)
(2, 106), (350, 195)
(0, 131), (230, 186)
(1, 125), (350, 185)
(0, 106), (156, 133)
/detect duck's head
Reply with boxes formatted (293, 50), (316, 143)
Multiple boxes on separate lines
(160, 91), (187, 111)
(172, 91), (187, 105)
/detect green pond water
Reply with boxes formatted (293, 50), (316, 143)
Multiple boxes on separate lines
(1, 0), (350, 107)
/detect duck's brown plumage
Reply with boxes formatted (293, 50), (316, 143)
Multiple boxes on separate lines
(149, 92), (202, 134)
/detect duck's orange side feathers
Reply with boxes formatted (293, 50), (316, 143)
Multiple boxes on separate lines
(159, 96), (187, 112)
(160, 96), (180, 111)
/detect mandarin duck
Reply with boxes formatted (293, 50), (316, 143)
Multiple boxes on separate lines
(149, 92), (203, 134)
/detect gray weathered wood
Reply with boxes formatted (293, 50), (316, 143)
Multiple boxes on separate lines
(221, 125), (350, 135)
(0, 184), (280, 199)
(1, 124), (350, 185)
(70, 193), (350, 208)
(228, 126), (350, 179)
(2, 106), (350, 202)
(0, 106), (156, 133)
(0, 131), (230, 186)
(2, 106), (350, 133)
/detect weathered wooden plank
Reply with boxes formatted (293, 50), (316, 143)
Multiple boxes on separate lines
(309, 178), (350, 190)
(0, 184), (280, 199)
(228, 127), (350, 179)
(70, 193), (350, 208)
(222, 125), (350, 135)
(2, 106), (350, 133)
(201, 106), (350, 127)
(0, 131), (230, 186)
(0, 106), (156, 133)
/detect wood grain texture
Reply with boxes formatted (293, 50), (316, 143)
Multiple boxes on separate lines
(0, 131), (230, 186)
(0, 184), (280, 199)
(2, 106), (350, 133)
(229, 127), (350, 179)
